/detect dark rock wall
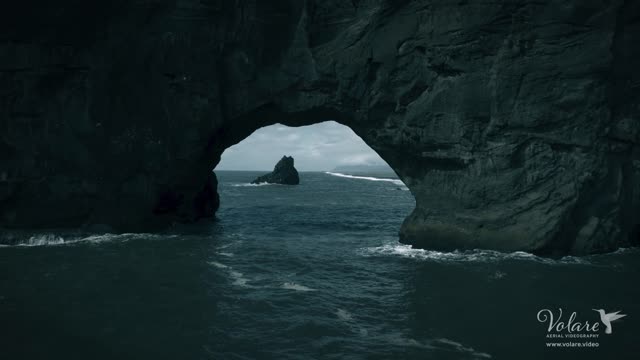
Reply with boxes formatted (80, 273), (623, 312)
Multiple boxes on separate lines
(1, 0), (638, 254)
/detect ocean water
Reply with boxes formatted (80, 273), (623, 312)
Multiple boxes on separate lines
(1, 171), (639, 360)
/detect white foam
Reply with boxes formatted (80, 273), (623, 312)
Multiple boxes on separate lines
(336, 308), (353, 321)
(230, 271), (254, 287)
(605, 247), (640, 255)
(208, 261), (229, 269)
(358, 243), (591, 265)
(231, 182), (276, 187)
(325, 172), (405, 186)
(281, 282), (316, 292)
(382, 334), (491, 357)
(0, 232), (162, 248)
(207, 260), (256, 288)
(335, 308), (369, 336)
(434, 338), (492, 359)
(384, 333), (437, 350)
(489, 270), (507, 280)
(216, 240), (242, 250)
(25, 234), (65, 246)
(217, 252), (234, 257)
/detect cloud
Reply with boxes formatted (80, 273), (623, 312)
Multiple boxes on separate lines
(215, 121), (389, 171)
(338, 153), (382, 166)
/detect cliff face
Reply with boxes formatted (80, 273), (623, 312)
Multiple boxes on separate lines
(1, 0), (638, 254)
(252, 156), (300, 185)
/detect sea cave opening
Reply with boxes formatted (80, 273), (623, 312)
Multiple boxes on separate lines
(212, 121), (416, 250)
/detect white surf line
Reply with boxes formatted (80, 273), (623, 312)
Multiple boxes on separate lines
(0, 233), (162, 247)
(324, 172), (405, 186)
(358, 244), (592, 265)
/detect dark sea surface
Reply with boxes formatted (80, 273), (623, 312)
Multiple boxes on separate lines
(1, 171), (639, 360)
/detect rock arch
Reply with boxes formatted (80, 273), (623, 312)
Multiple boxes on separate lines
(1, 0), (638, 254)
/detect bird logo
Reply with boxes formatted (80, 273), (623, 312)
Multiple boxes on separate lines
(593, 309), (627, 334)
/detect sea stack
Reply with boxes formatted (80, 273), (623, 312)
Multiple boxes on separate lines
(251, 156), (300, 185)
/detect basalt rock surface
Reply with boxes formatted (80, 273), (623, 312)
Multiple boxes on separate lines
(252, 156), (300, 185)
(1, 0), (639, 254)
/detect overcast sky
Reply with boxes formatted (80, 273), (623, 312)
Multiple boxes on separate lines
(215, 121), (389, 171)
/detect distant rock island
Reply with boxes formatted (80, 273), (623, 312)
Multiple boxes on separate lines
(252, 156), (300, 185)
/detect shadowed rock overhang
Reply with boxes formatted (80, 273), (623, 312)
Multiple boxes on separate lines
(0, 0), (639, 255)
